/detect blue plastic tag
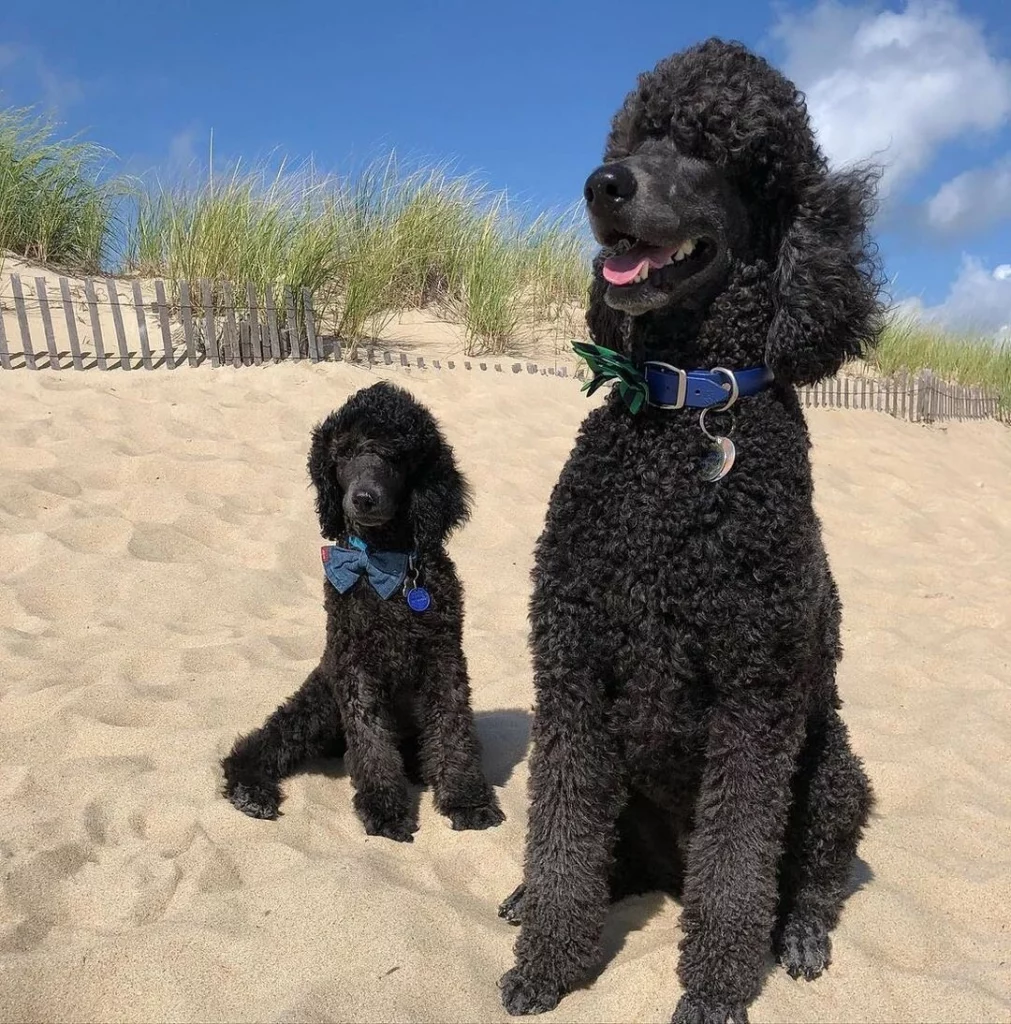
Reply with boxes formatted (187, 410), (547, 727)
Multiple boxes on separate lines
(406, 587), (431, 613)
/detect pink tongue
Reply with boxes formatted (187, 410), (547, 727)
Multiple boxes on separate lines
(603, 244), (677, 285)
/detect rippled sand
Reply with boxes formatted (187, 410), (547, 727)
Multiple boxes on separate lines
(1, 362), (1008, 1023)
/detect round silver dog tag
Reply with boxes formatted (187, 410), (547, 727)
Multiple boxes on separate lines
(700, 436), (736, 482)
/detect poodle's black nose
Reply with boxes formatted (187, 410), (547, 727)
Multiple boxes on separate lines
(583, 163), (637, 214)
(351, 488), (377, 512)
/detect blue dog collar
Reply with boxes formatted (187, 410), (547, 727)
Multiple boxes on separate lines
(643, 363), (774, 410)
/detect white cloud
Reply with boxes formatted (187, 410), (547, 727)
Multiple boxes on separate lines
(0, 41), (83, 109)
(926, 156), (1011, 235)
(914, 256), (1011, 337)
(168, 128), (200, 170)
(773, 1), (1011, 198)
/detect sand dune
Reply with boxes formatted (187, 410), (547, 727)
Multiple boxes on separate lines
(1, 359), (1009, 1023)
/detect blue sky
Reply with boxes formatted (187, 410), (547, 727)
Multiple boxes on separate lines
(2, 0), (1010, 333)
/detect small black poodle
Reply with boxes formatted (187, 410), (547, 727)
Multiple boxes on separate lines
(499, 39), (882, 1023)
(221, 381), (504, 842)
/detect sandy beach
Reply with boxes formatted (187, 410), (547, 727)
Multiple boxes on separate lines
(1, 358), (1009, 1023)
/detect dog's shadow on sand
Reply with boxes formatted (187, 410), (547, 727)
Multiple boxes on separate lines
(475, 708), (532, 788)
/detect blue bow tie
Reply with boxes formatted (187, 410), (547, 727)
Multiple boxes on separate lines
(321, 536), (411, 600)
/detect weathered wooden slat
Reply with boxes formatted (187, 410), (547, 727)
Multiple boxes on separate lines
(131, 280), (154, 370)
(264, 284), (281, 361)
(106, 279), (131, 370)
(236, 321), (248, 364)
(221, 281), (240, 367)
(284, 286), (299, 360)
(179, 281), (198, 366)
(303, 288), (320, 362)
(84, 279), (109, 370)
(58, 278), (84, 370)
(11, 275), (37, 370)
(0, 300), (11, 370)
(154, 280), (175, 369)
(200, 278), (219, 367)
(34, 278), (61, 370)
(246, 283), (263, 365)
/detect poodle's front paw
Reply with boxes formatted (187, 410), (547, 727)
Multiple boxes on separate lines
(498, 966), (563, 1016)
(776, 915), (832, 980)
(497, 883), (526, 925)
(448, 800), (505, 831)
(671, 993), (749, 1024)
(224, 777), (282, 820)
(353, 792), (417, 843)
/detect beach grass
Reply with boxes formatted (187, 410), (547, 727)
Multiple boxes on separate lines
(125, 153), (591, 355)
(0, 106), (122, 272)
(1, 101), (1007, 398)
(869, 313), (1010, 408)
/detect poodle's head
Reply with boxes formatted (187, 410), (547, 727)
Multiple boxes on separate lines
(307, 381), (471, 554)
(584, 37), (883, 384)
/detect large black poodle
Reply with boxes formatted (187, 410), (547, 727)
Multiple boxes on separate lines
(499, 39), (882, 1023)
(221, 381), (504, 842)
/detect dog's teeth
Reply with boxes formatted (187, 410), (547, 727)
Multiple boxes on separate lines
(634, 265), (649, 283)
(680, 238), (696, 256)
(673, 250), (686, 262)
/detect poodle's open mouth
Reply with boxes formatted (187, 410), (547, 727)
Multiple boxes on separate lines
(602, 236), (716, 289)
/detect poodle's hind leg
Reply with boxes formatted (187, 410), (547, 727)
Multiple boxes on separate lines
(775, 708), (874, 981)
(417, 650), (504, 831)
(221, 665), (344, 820)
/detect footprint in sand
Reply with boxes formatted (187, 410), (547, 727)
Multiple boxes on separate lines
(127, 522), (207, 563)
(27, 469), (82, 499)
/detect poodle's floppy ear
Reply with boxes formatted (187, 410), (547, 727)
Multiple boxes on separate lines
(766, 167), (884, 386)
(586, 252), (630, 352)
(306, 414), (345, 541)
(409, 444), (472, 555)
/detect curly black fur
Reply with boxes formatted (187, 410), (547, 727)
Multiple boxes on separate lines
(221, 381), (504, 841)
(500, 39), (880, 1022)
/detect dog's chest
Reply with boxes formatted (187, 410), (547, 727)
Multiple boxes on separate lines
(322, 579), (451, 683)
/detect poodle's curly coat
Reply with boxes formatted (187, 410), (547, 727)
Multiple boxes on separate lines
(499, 39), (882, 1024)
(221, 381), (503, 842)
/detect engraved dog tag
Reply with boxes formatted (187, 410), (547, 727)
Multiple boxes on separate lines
(700, 436), (736, 482)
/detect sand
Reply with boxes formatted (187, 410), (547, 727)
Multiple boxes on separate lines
(1, 357), (1009, 1024)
